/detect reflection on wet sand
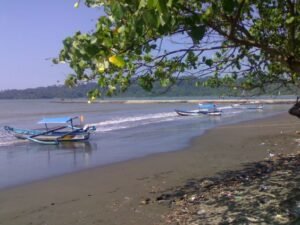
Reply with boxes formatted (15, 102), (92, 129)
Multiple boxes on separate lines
(44, 142), (98, 166)
(21, 141), (97, 151)
(55, 141), (95, 151)
(0, 142), (99, 189)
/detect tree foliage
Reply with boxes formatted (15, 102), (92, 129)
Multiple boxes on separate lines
(55, 0), (300, 99)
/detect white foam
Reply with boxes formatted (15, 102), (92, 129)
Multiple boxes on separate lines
(89, 112), (178, 132)
(0, 128), (25, 147)
(0, 112), (178, 146)
(0, 109), (249, 146)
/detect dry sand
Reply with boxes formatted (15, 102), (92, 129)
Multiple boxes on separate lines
(1, 113), (300, 225)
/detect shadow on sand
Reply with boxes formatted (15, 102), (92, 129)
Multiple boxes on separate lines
(156, 154), (300, 224)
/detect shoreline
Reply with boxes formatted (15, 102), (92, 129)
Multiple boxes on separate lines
(1, 113), (300, 224)
(51, 98), (297, 104)
(0, 110), (286, 191)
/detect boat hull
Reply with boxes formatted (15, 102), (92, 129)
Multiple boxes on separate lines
(175, 109), (221, 116)
(14, 132), (90, 142)
(4, 126), (91, 144)
(175, 110), (203, 116)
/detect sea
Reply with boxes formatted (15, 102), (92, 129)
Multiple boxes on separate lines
(0, 99), (291, 189)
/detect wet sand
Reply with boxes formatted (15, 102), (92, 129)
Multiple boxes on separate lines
(0, 113), (300, 225)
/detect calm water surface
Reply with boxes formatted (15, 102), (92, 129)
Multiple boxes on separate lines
(0, 99), (290, 189)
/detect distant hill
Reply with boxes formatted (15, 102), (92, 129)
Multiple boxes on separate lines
(0, 77), (298, 99)
(0, 83), (97, 99)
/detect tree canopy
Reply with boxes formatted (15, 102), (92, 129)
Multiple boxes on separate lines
(55, 0), (300, 99)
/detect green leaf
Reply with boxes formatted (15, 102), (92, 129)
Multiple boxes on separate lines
(96, 62), (105, 73)
(108, 55), (126, 68)
(98, 76), (107, 87)
(144, 54), (153, 62)
(222, 0), (235, 13)
(117, 25), (126, 33)
(65, 74), (77, 87)
(74, 2), (79, 8)
(158, 14), (166, 26)
(189, 25), (206, 44)
(160, 78), (170, 87)
(138, 0), (147, 9)
(157, 0), (167, 14)
(286, 16), (295, 24)
(203, 7), (212, 20)
(107, 85), (116, 95)
(205, 59), (213, 67)
(147, 0), (158, 9)
(167, 0), (173, 7)
(143, 10), (158, 27)
(90, 37), (98, 44)
(87, 89), (101, 100)
(111, 2), (123, 20)
(138, 74), (154, 91)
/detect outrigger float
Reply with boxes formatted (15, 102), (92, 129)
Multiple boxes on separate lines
(4, 116), (96, 145)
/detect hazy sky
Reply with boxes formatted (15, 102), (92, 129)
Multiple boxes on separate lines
(0, 1), (102, 90)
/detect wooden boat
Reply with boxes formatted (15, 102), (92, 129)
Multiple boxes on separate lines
(175, 109), (222, 116)
(175, 109), (204, 116)
(175, 103), (222, 116)
(4, 116), (96, 145)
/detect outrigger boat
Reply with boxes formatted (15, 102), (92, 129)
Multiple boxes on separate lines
(175, 109), (222, 116)
(175, 103), (222, 116)
(4, 116), (96, 145)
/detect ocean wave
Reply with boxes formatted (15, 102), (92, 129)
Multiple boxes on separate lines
(0, 128), (25, 147)
(0, 110), (246, 146)
(88, 112), (178, 132)
(0, 112), (178, 146)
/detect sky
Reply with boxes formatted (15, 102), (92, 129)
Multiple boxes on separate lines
(0, 1), (102, 90)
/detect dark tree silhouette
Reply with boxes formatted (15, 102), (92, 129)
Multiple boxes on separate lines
(289, 97), (300, 118)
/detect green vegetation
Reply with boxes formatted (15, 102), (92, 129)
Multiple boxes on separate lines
(54, 0), (300, 99)
(0, 77), (298, 99)
(0, 84), (96, 99)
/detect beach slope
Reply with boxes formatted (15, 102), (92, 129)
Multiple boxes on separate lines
(0, 113), (300, 225)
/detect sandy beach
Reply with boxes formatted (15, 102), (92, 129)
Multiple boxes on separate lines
(1, 112), (300, 225)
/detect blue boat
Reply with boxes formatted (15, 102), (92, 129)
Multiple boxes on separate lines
(4, 116), (96, 145)
(198, 103), (219, 112)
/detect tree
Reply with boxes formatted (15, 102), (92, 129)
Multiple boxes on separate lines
(55, 0), (300, 99)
